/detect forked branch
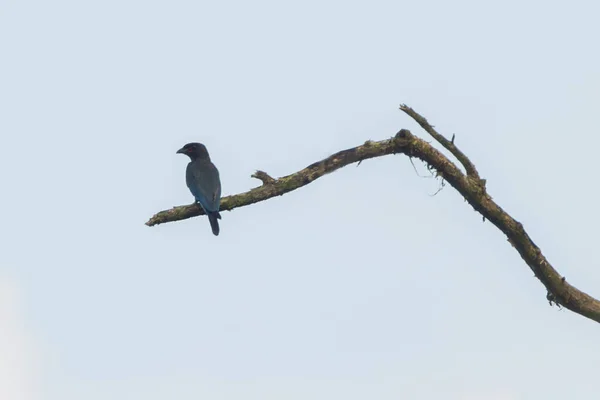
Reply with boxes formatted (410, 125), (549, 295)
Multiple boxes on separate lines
(400, 104), (481, 179)
(146, 106), (600, 324)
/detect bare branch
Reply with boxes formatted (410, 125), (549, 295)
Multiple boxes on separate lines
(146, 108), (600, 324)
(400, 104), (480, 180)
(146, 129), (412, 227)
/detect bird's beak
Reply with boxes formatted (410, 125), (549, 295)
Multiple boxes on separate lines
(176, 148), (185, 154)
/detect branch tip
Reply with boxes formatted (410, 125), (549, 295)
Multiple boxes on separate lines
(251, 170), (276, 185)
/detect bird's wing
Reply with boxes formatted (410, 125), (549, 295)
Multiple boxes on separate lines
(186, 161), (221, 212)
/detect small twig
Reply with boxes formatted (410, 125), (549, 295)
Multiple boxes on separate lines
(251, 170), (276, 185)
(400, 104), (480, 180)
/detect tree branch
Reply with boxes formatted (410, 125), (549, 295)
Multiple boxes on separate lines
(400, 104), (481, 180)
(146, 108), (600, 324)
(146, 131), (412, 227)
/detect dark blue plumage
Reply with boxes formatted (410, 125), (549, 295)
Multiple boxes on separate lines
(176, 143), (222, 236)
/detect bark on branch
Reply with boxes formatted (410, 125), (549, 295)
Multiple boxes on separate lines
(146, 106), (600, 324)
(400, 104), (480, 179)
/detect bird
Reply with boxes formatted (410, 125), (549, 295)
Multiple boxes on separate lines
(176, 142), (222, 236)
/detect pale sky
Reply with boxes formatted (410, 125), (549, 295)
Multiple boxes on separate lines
(2, 0), (600, 399)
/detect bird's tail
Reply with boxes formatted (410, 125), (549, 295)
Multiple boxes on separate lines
(208, 212), (220, 236)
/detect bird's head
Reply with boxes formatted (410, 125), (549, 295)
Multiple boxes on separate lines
(176, 142), (210, 160)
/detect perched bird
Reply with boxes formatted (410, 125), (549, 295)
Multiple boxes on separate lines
(176, 142), (222, 236)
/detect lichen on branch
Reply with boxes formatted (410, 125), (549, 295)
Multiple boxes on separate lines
(146, 106), (600, 325)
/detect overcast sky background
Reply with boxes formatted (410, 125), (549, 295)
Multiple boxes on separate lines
(2, 0), (600, 399)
